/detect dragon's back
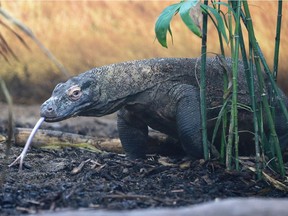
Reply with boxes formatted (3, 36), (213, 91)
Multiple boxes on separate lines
(90, 57), (251, 110)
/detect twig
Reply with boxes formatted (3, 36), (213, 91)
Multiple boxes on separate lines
(71, 159), (91, 174)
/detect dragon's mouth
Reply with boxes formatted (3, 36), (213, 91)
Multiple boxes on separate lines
(42, 112), (80, 122)
(44, 116), (69, 122)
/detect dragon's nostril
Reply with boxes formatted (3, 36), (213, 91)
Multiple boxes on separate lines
(40, 100), (57, 119)
(47, 106), (54, 112)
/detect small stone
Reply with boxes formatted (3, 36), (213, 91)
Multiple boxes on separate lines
(122, 168), (129, 174)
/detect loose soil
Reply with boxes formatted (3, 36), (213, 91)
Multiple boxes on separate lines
(0, 103), (287, 215)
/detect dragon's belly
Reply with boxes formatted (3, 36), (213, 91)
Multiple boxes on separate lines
(125, 102), (179, 138)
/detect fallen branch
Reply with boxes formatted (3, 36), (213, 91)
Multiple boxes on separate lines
(14, 127), (122, 153)
(14, 128), (182, 155)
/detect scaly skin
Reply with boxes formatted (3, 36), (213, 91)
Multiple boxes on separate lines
(40, 57), (288, 158)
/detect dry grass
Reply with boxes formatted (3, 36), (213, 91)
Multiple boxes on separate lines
(1, 1), (288, 99)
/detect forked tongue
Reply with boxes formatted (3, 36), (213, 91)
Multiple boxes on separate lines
(9, 117), (45, 170)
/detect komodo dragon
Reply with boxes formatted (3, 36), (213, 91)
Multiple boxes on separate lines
(40, 57), (288, 159)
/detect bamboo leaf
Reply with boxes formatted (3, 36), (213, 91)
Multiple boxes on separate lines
(155, 3), (182, 48)
(179, 0), (202, 38)
(0, 32), (18, 61)
(0, 19), (30, 51)
(213, 2), (236, 17)
(216, 55), (233, 99)
(211, 98), (230, 146)
(201, 4), (228, 44)
(0, 49), (9, 62)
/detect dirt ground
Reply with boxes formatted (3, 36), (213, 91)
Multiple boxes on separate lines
(0, 103), (287, 216)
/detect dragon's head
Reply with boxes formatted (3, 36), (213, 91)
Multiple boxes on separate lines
(40, 72), (100, 122)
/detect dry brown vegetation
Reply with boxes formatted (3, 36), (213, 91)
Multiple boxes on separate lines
(1, 1), (288, 102)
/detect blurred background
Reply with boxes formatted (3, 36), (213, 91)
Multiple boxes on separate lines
(1, 0), (288, 104)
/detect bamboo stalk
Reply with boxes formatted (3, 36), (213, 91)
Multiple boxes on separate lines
(231, 0), (241, 170)
(0, 78), (13, 158)
(209, 2), (228, 164)
(225, 0), (235, 169)
(257, 47), (288, 121)
(270, 0), (282, 136)
(254, 32), (288, 175)
(273, 0), (282, 79)
(213, 1), (225, 57)
(0, 77), (13, 185)
(242, 0), (285, 176)
(215, 2), (228, 164)
(200, 0), (209, 160)
(245, 44), (262, 179)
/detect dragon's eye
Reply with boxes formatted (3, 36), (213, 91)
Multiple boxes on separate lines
(67, 85), (82, 101)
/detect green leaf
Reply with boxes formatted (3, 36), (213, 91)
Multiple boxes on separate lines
(213, 2), (236, 17)
(211, 98), (230, 146)
(179, 0), (202, 37)
(201, 4), (229, 44)
(155, 3), (182, 48)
